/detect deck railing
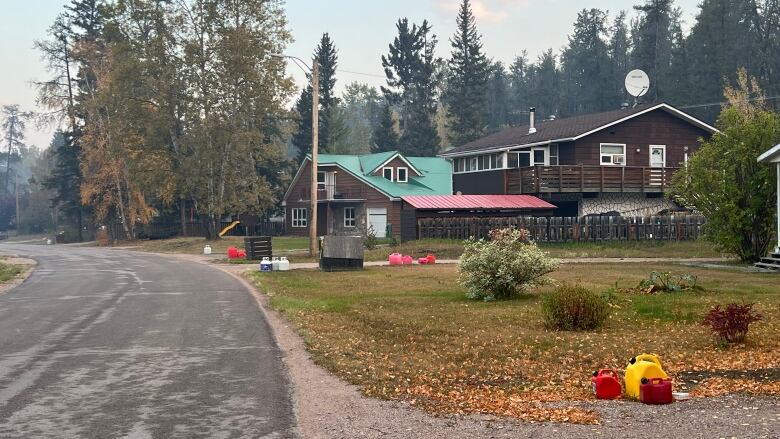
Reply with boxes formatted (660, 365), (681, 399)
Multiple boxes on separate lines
(507, 165), (679, 194)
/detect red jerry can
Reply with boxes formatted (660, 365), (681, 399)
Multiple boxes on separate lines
(591, 369), (622, 400)
(639, 378), (674, 404)
(237, 249), (247, 259)
(402, 255), (413, 265)
(426, 254), (437, 264)
(227, 247), (239, 259)
(418, 257), (429, 265)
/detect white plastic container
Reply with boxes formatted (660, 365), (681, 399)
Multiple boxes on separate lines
(278, 257), (290, 271)
(260, 257), (272, 272)
(272, 257), (280, 271)
(203, 245), (212, 255)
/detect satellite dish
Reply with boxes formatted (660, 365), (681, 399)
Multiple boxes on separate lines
(625, 69), (650, 98)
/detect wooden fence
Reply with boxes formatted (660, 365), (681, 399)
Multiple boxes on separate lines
(416, 215), (706, 242)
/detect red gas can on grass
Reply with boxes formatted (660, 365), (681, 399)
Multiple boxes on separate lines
(591, 369), (622, 400)
(640, 378), (673, 404)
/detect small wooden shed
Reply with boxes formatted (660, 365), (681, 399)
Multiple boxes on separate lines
(758, 143), (780, 254)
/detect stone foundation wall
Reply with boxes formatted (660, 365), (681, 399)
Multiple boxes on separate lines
(579, 193), (679, 217)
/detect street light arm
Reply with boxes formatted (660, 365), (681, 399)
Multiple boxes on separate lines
(268, 53), (312, 73)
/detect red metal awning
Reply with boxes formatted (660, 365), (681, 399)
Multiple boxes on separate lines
(402, 195), (556, 210)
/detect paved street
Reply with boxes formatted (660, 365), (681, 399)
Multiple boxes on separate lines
(0, 244), (294, 438)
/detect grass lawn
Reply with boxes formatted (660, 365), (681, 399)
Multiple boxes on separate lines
(249, 262), (779, 423)
(112, 236), (310, 255)
(0, 261), (23, 284)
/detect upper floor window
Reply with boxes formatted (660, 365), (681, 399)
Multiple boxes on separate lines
(397, 167), (408, 182)
(453, 153), (507, 173)
(382, 167), (394, 181)
(600, 143), (626, 166)
(317, 171), (326, 190)
(549, 144), (559, 166)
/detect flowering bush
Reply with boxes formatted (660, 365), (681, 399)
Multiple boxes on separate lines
(702, 303), (762, 345)
(542, 285), (610, 331)
(458, 228), (559, 300)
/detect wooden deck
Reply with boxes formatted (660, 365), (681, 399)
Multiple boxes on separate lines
(507, 165), (679, 194)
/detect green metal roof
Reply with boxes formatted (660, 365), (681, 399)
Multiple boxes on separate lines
(311, 151), (452, 198)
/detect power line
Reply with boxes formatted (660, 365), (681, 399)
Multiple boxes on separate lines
(336, 69), (385, 79)
(679, 95), (780, 110)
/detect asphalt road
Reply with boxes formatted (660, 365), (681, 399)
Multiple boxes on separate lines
(0, 244), (295, 438)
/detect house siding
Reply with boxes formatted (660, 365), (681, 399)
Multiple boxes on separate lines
(284, 160), (403, 239)
(572, 109), (708, 166)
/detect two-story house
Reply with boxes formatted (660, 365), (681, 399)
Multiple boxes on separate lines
(439, 103), (718, 216)
(282, 151), (452, 240)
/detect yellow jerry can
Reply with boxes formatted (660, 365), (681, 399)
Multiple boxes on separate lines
(625, 354), (668, 399)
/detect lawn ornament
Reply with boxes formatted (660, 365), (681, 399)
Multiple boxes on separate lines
(591, 369), (622, 400)
(625, 354), (668, 399)
(639, 377), (673, 404)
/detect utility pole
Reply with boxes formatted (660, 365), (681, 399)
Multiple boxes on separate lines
(15, 170), (20, 233)
(310, 61), (319, 257)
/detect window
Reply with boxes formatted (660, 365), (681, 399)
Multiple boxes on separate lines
(397, 167), (408, 182)
(533, 149), (546, 165)
(470, 157), (478, 171)
(317, 171), (326, 190)
(344, 207), (356, 228)
(382, 167), (394, 181)
(600, 143), (626, 166)
(291, 208), (307, 228)
(549, 144), (559, 166)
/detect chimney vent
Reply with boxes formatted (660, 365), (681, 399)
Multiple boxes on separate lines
(528, 107), (537, 134)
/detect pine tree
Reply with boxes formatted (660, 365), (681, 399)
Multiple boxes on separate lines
(292, 85), (313, 163)
(631, 0), (674, 102)
(446, 0), (490, 146)
(559, 9), (612, 115)
(485, 61), (510, 132)
(371, 103), (399, 153)
(381, 18), (441, 156)
(508, 52), (530, 125)
(608, 11), (632, 106)
(314, 33), (343, 153)
(528, 50), (560, 119)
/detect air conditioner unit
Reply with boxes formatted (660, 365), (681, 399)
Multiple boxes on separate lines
(612, 155), (625, 165)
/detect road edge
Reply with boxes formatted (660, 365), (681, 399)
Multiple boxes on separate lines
(0, 254), (37, 295)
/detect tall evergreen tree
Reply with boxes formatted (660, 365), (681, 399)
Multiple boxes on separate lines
(527, 50), (560, 119)
(292, 85), (313, 163)
(485, 61), (511, 132)
(445, 0), (490, 146)
(608, 11), (632, 106)
(381, 18), (441, 156)
(314, 33), (343, 153)
(559, 9), (612, 115)
(371, 103), (399, 153)
(631, 0), (675, 102)
(507, 51), (530, 125)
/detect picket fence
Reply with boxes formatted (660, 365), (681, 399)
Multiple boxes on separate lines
(416, 215), (706, 242)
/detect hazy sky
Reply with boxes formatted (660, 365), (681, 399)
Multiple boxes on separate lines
(1, 0), (701, 150)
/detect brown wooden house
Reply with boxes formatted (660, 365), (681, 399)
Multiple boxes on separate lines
(439, 103), (718, 217)
(282, 151), (452, 240)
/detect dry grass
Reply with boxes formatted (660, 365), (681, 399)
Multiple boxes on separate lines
(250, 262), (780, 423)
(0, 261), (23, 284)
(108, 236), (310, 255)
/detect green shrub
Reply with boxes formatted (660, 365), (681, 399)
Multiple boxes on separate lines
(458, 228), (559, 301)
(363, 226), (379, 250)
(638, 271), (698, 293)
(542, 285), (610, 331)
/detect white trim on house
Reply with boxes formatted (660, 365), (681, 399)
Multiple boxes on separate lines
(283, 158), (397, 203)
(371, 153), (422, 176)
(291, 207), (308, 228)
(382, 167), (394, 181)
(397, 166), (408, 182)
(649, 145), (667, 167)
(599, 143), (627, 166)
(343, 206), (356, 228)
(439, 103), (720, 159)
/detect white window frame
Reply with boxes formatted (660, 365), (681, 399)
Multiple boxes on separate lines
(600, 143), (627, 166)
(549, 144), (559, 166)
(343, 207), (356, 228)
(397, 167), (408, 182)
(291, 208), (307, 228)
(382, 167), (394, 181)
(649, 145), (666, 168)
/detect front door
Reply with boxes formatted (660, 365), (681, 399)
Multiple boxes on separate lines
(650, 145), (666, 168)
(367, 207), (388, 238)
